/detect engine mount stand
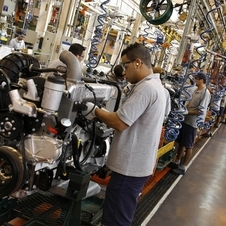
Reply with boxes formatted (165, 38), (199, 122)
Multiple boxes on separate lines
(64, 170), (90, 226)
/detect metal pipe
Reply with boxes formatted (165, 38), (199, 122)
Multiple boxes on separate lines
(175, 0), (198, 65)
(201, 0), (220, 39)
(217, 6), (226, 36)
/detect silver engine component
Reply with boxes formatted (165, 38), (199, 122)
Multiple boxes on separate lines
(0, 50), (117, 199)
(84, 83), (115, 102)
(23, 79), (40, 102)
(24, 135), (63, 163)
(41, 75), (65, 113)
(9, 89), (37, 117)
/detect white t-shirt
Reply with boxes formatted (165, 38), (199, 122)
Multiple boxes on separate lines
(106, 74), (166, 177)
(164, 88), (171, 119)
(9, 38), (25, 50)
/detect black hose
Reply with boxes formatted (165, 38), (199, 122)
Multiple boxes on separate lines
(98, 79), (122, 111)
(81, 77), (122, 111)
(29, 64), (67, 74)
(80, 120), (96, 165)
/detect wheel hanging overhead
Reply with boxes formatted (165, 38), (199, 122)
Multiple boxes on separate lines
(140, 0), (174, 25)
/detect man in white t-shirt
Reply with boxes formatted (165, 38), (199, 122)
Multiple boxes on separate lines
(9, 31), (26, 50)
(82, 43), (166, 226)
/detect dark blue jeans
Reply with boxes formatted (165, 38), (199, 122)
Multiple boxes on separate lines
(101, 171), (149, 226)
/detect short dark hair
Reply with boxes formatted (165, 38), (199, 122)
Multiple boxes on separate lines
(16, 29), (26, 36)
(113, 65), (124, 78)
(121, 42), (152, 68)
(68, 43), (86, 56)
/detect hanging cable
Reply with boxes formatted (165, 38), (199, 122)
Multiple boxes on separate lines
(162, 44), (173, 71)
(139, 21), (164, 60)
(86, 0), (110, 76)
(195, 0), (222, 131)
(164, 63), (194, 142)
(143, 20), (152, 41)
(106, 33), (127, 78)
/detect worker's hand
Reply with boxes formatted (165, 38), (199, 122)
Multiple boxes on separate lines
(183, 109), (188, 115)
(82, 102), (98, 120)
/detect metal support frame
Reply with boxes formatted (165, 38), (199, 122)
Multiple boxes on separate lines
(175, 0), (198, 66)
(64, 170), (90, 226)
(0, 197), (17, 220)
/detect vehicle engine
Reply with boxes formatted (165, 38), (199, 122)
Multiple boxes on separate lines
(0, 50), (120, 198)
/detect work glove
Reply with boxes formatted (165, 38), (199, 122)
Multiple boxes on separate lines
(183, 109), (188, 115)
(82, 102), (98, 120)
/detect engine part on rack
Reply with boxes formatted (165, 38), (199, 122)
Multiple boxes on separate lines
(207, 81), (225, 128)
(0, 53), (40, 83)
(41, 75), (65, 113)
(0, 146), (25, 198)
(0, 69), (12, 111)
(140, 0), (173, 25)
(59, 50), (83, 84)
(162, 46), (170, 70)
(0, 112), (21, 140)
(141, 21), (153, 44)
(24, 135), (63, 163)
(23, 112), (43, 135)
(29, 64), (68, 75)
(0, 50), (118, 198)
(9, 89), (37, 117)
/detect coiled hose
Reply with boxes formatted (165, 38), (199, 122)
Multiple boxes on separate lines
(162, 45), (173, 71)
(164, 64), (194, 142)
(195, 1), (221, 130)
(86, 0), (110, 75)
(143, 21), (152, 41)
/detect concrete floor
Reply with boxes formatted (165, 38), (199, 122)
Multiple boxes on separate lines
(145, 124), (226, 226)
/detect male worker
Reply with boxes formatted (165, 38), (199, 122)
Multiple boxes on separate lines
(9, 30), (26, 50)
(48, 43), (86, 68)
(171, 72), (211, 175)
(82, 42), (166, 226)
(43, 43), (86, 77)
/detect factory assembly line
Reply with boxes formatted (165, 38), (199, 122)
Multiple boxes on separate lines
(0, 0), (226, 225)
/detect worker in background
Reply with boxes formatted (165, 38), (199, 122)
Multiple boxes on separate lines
(216, 94), (226, 126)
(68, 43), (86, 62)
(9, 30), (26, 50)
(43, 43), (86, 78)
(48, 43), (86, 69)
(220, 99), (226, 124)
(82, 43), (166, 226)
(220, 78), (226, 124)
(171, 72), (211, 175)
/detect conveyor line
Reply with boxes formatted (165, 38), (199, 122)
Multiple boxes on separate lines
(1, 133), (211, 226)
(132, 135), (210, 225)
